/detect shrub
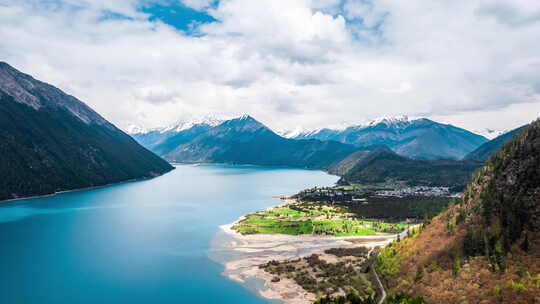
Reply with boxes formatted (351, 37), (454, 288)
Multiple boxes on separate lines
(384, 292), (426, 304)
(414, 265), (424, 282)
(507, 279), (527, 293)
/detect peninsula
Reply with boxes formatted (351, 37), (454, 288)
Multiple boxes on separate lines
(219, 195), (428, 304)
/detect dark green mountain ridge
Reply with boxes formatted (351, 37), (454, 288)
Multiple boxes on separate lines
(330, 148), (482, 189)
(464, 125), (528, 162)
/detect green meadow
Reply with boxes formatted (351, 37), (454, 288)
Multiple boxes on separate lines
(232, 202), (408, 236)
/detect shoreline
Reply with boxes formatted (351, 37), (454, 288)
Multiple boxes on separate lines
(216, 198), (403, 304)
(0, 168), (175, 204)
(169, 161), (338, 175)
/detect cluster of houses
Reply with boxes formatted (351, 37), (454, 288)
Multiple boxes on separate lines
(297, 188), (369, 203)
(297, 185), (457, 204)
(375, 186), (452, 198)
(307, 188), (353, 197)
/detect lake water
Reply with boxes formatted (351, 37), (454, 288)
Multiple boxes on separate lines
(0, 164), (338, 304)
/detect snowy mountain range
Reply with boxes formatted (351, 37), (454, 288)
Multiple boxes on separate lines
(126, 114), (224, 135)
(164, 115), (358, 168)
(279, 116), (487, 160)
(129, 114), (489, 161)
(129, 115), (227, 156)
(277, 116), (412, 139)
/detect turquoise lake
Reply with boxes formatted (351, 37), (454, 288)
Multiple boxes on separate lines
(0, 164), (338, 304)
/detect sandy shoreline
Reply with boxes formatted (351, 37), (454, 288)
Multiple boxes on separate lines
(216, 199), (402, 304)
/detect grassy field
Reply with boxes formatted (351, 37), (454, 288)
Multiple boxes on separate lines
(232, 201), (408, 236)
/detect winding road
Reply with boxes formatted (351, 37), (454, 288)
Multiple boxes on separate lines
(372, 266), (387, 304)
(372, 224), (421, 304)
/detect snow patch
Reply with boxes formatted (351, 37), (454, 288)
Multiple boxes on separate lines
(128, 114), (226, 135)
(279, 115), (416, 138)
(365, 115), (411, 127)
(277, 126), (310, 138)
(472, 128), (508, 139)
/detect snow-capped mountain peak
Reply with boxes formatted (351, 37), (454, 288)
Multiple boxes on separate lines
(472, 128), (509, 140)
(162, 115), (224, 133)
(237, 114), (253, 120)
(125, 115), (225, 135)
(277, 126), (310, 138)
(124, 124), (148, 134)
(278, 120), (356, 138)
(278, 116), (414, 138)
(365, 115), (411, 127)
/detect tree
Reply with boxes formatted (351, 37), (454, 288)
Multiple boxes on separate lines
(490, 237), (506, 271)
(452, 252), (461, 276)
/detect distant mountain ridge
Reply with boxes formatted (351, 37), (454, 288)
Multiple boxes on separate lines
(464, 125), (528, 162)
(0, 62), (173, 201)
(128, 115), (224, 135)
(130, 116), (223, 156)
(289, 116), (488, 160)
(132, 115), (488, 162)
(128, 114), (489, 184)
(165, 115), (359, 169)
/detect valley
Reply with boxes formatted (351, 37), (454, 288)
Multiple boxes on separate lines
(128, 113), (513, 195)
(2, 1), (539, 304)
(0, 63), (536, 304)
(130, 115), (491, 166)
(218, 121), (540, 304)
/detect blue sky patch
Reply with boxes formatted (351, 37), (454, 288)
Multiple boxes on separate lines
(141, 1), (217, 33)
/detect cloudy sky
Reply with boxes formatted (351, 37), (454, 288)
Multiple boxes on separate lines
(1, 0), (540, 133)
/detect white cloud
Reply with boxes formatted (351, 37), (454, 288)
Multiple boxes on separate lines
(0, 0), (539, 133)
(181, 0), (215, 11)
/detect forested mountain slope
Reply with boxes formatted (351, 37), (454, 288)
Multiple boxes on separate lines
(330, 149), (482, 190)
(376, 119), (540, 304)
(0, 62), (173, 201)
